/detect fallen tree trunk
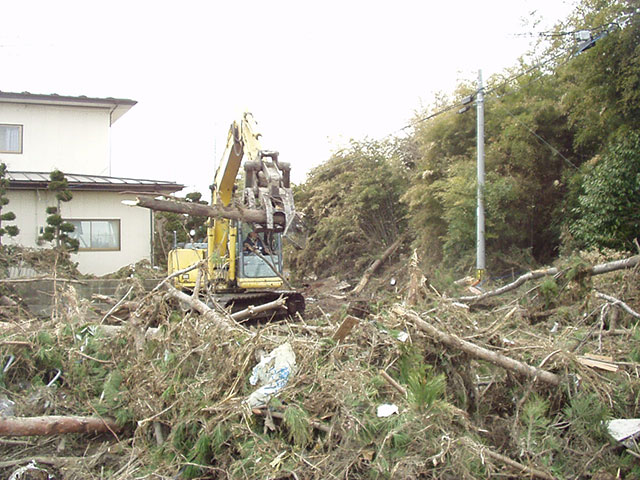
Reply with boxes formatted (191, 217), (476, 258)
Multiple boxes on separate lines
(393, 305), (561, 386)
(458, 255), (639, 303)
(0, 415), (121, 436)
(124, 196), (285, 226)
(351, 234), (406, 295)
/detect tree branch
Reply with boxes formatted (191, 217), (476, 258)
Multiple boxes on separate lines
(458, 255), (639, 303)
(393, 305), (561, 386)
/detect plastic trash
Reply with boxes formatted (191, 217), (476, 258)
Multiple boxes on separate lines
(606, 418), (640, 448)
(377, 403), (399, 417)
(246, 343), (296, 408)
(8, 461), (52, 480)
(396, 331), (409, 342)
(0, 394), (15, 417)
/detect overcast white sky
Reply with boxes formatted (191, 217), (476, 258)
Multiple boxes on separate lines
(1, 0), (576, 195)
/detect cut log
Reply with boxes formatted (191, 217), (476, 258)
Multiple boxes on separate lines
(351, 234), (406, 295)
(125, 195), (285, 226)
(393, 305), (561, 386)
(458, 255), (640, 303)
(230, 297), (287, 321)
(0, 415), (121, 437)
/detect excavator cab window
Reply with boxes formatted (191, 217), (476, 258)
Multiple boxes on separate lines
(238, 222), (283, 278)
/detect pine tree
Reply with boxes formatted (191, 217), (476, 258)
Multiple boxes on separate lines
(0, 163), (19, 245)
(40, 170), (79, 252)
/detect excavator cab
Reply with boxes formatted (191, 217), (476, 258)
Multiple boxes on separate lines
(236, 222), (284, 289)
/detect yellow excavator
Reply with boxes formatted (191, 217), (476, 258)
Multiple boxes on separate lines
(168, 112), (305, 317)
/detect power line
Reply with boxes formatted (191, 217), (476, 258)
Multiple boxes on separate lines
(399, 9), (637, 133)
(510, 10), (637, 38)
(399, 47), (568, 132)
(492, 101), (578, 169)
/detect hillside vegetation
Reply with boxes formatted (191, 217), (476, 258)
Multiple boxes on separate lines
(290, 0), (639, 279)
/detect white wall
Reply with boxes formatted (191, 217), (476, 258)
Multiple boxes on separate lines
(5, 189), (153, 276)
(0, 103), (111, 175)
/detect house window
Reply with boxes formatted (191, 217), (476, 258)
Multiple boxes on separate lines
(0, 124), (23, 153)
(68, 219), (121, 251)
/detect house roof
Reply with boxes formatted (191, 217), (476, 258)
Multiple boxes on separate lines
(7, 171), (184, 194)
(0, 91), (137, 125)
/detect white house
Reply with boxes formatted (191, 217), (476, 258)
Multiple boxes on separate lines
(0, 91), (183, 276)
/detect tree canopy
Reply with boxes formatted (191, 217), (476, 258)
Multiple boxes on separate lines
(291, 0), (640, 279)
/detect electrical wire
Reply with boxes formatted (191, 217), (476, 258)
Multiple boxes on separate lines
(398, 47), (567, 133)
(374, 7), (638, 165)
(491, 101), (578, 169)
(510, 8), (636, 38)
(398, 9), (637, 132)
(391, 38), (589, 165)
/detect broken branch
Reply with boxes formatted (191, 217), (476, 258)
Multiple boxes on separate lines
(380, 369), (408, 397)
(163, 284), (242, 333)
(595, 292), (640, 319)
(481, 447), (555, 480)
(393, 305), (561, 386)
(351, 234), (406, 295)
(252, 408), (332, 435)
(458, 255), (639, 303)
(152, 259), (206, 293)
(100, 285), (134, 324)
(230, 297), (287, 321)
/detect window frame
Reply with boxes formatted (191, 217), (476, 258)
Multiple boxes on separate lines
(67, 219), (122, 252)
(0, 124), (23, 154)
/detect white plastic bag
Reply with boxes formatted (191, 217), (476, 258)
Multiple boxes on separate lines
(246, 343), (296, 408)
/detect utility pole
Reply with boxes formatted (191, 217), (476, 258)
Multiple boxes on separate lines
(476, 69), (486, 280)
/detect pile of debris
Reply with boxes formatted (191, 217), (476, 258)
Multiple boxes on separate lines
(0, 250), (639, 479)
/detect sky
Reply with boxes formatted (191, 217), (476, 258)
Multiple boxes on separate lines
(1, 0), (576, 195)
